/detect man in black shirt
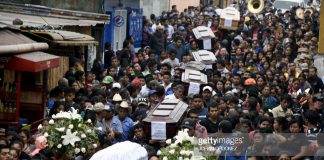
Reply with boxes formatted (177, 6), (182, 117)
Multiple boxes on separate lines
(104, 42), (115, 69)
(200, 102), (222, 134)
(308, 67), (324, 94)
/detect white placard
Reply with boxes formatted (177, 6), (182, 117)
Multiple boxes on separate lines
(224, 18), (232, 27)
(188, 82), (200, 96)
(203, 39), (211, 50)
(151, 121), (166, 140)
(206, 65), (213, 69)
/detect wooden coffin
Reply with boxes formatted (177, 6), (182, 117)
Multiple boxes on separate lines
(192, 50), (217, 65)
(219, 7), (240, 30)
(143, 99), (188, 140)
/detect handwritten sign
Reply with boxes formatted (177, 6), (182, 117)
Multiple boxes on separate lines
(203, 39), (211, 50)
(151, 121), (166, 140)
(188, 82), (200, 96)
(224, 18), (232, 27)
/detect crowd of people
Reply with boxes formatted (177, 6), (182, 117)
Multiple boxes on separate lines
(1, 0), (324, 159)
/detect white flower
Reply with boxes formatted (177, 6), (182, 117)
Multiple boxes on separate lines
(174, 139), (182, 145)
(93, 144), (97, 148)
(49, 119), (54, 125)
(87, 119), (92, 123)
(75, 148), (80, 154)
(71, 108), (82, 120)
(166, 139), (172, 144)
(185, 150), (191, 156)
(97, 127), (102, 131)
(184, 158), (189, 160)
(170, 143), (177, 148)
(55, 127), (65, 132)
(81, 147), (86, 153)
(216, 148), (222, 155)
(37, 124), (43, 130)
(44, 132), (49, 137)
(169, 149), (175, 154)
(157, 150), (162, 155)
(81, 134), (86, 138)
(61, 129), (81, 147)
(180, 150), (185, 155)
(178, 157), (183, 160)
(57, 144), (62, 148)
(78, 124), (82, 127)
(87, 129), (92, 133)
(190, 137), (197, 144)
(52, 114), (56, 119)
(162, 157), (168, 160)
(68, 124), (74, 129)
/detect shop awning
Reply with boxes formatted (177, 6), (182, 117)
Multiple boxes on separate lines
(28, 30), (98, 46)
(5, 51), (60, 72)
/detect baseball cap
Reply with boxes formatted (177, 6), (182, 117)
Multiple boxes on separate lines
(102, 76), (114, 84)
(132, 108), (148, 119)
(181, 118), (196, 129)
(203, 86), (213, 92)
(149, 90), (158, 96)
(244, 78), (256, 86)
(178, 25), (185, 31)
(104, 104), (115, 111)
(137, 97), (148, 106)
(131, 78), (141, 88)
(113, 83), (121, 89)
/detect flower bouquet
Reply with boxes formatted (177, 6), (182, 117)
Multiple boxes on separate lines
(157, 129), (219, 160)
(43, 108), (99, 158)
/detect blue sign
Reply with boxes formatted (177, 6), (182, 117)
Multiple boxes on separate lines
(113, 15), (125, 27)
(128, 9), (142, 48)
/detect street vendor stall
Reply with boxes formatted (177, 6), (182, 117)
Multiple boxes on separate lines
(0, 27), (59, 128)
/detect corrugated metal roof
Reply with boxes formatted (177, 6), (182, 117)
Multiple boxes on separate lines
(29, 30), (98, 46)
(0, 29), (36, 45)
(0, 12), (107, 27)
(30, 30), (95, 41)
(0, 29), (49, 55)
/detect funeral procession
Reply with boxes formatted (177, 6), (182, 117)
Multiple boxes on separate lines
(0, 0), (324, 159)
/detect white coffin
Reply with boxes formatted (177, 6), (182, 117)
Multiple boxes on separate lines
(192, 26), (215, 40)
(181, 69), (208, 84)
(192, 50), (217, 64)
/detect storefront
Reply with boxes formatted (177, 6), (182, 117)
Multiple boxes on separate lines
(0, 28), (60, 128)
(24, 29), (99, 90)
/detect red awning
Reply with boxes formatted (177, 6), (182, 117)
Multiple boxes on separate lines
(5, 52), (59, 72)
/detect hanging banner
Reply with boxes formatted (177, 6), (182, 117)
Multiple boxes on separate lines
(128, 9), (143, 48)
(87, 45), (96, 72)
